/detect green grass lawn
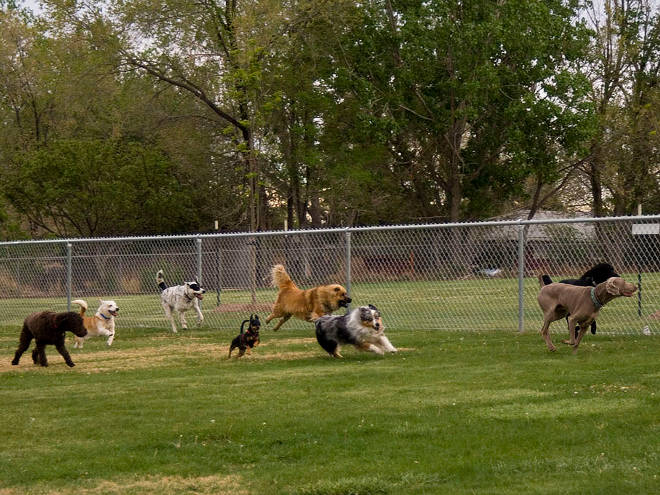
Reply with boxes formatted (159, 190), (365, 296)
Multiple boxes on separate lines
(1, 325), (659, 494)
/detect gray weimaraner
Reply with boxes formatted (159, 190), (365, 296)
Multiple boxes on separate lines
(537, 277), (637, 352)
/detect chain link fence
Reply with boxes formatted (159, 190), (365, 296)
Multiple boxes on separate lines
(0, 216), (658, 335)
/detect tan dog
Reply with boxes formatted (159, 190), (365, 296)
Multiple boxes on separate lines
(265, 264), (352, 331)
(72, 299), (118, 348)
(537, 277), (637, 352)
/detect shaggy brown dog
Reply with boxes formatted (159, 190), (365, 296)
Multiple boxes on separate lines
(265, 264), (352, 331)
(11, 311), (87, 367)
(537, 277), (636, 352)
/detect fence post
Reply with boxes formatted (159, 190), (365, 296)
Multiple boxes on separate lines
(196, 237), (203, 310)
(345, 230), (352, 310)
(517, 222), (525, 332)
(66, 242), (72, 311)
(196, 237), (203, 282)
(638, 273), (642, 317)
(216, 236), (222, 307)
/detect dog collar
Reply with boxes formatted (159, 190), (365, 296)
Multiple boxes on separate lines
(590, 287), (603, 309)
(99, 313), (111, 320)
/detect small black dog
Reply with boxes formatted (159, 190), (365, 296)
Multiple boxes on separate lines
(540, 262), (619, 337)
(228, 314), (261, 358)
(12, 310), (88, 367)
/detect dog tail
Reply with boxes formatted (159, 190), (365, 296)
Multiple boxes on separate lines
(538, 274), (553, 287)
(271, 264), (295, 289)
(72, 299), (88, 317)
(156, 269), (167, 291)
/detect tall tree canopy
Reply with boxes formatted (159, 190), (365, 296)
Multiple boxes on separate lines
(0, 0), (658, 239)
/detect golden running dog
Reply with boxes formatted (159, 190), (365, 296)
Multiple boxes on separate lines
(265, 264), (352, 331)
(315, 304), (397, 358)
(72, 299), (118, 348)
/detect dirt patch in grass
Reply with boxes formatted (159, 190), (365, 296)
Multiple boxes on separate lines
(261, 337), (317, 346)
(87, 474), (248, 495)
(0, 336), (409, 374)
(234, 350), (320, 361)
(0, 474), (247, 495)
(0, 341), (319, 373)
(0, 343), (223, 374)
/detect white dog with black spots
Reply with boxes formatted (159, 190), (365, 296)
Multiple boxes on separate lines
(156, 269), (206, 333)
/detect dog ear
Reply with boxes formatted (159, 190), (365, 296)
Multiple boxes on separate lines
(606, 277), (620, 295)
(359, 307), (373, 321)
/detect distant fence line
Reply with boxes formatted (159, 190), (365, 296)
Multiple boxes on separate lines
(0, 215), (659, 334)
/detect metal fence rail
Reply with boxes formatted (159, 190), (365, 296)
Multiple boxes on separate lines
(0, 215), (658, 335)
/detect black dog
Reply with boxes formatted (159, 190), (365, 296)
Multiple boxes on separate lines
(12, 310), (88, 367)
(228, 314), (261, 358)
(540, 262), (619, 337)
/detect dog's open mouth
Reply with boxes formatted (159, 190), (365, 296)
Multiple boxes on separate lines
(623, 289), (637, 297)
(110, 310), (118, 316)
(195, 293), (204, 300)
(339, 297), (351, 308)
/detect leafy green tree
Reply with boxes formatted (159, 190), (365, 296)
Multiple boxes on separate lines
(0, 8), (53, 150)
(319, 0), (594, 222)
(3, 139), (205, 236)
(583, 0), (660, 216)
(61, 0), (288, 231)
(0, 6), (230, 236)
